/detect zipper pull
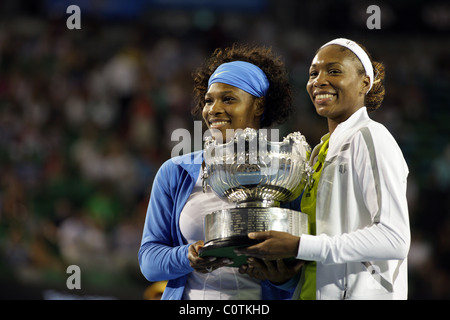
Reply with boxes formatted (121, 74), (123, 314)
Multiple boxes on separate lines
(201, 165), (209, 193)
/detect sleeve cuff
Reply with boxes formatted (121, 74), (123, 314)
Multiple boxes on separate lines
(296, 234), (325, 261)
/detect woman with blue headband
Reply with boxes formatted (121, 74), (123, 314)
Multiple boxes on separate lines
(237, 38), (410, 300)
(191, 45), (293, 136)
(138, 44), (300, 300)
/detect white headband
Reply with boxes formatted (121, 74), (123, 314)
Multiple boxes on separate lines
(320, 38), (374, 92)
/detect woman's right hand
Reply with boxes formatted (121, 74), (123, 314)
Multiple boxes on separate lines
(188, 240), (233, 273)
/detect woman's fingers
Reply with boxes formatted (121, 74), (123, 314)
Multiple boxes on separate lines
(235, 231), (300, 260)
(188, 240), (233, 272)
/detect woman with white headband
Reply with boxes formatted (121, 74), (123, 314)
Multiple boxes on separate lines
(237, 38), (410, 300)
(139, 43), (301, 300)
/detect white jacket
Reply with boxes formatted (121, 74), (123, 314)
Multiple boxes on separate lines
(295, 107), (410, 300)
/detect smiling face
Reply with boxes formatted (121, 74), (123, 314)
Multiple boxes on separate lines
(306, 45), (371, 133)
(202, 82), (264, 142)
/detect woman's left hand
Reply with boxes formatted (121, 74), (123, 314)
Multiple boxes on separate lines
(188, 240), (233, 273)
(234, 231), (300, 260)
(238, 258), (304, 284)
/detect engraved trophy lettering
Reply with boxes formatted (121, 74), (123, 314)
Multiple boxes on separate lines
(199, 128), (311, 267)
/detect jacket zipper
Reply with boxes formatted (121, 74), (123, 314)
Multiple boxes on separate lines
(342, 263), (348, 299)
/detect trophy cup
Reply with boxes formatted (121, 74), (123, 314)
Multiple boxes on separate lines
(198, 128), (311, 267)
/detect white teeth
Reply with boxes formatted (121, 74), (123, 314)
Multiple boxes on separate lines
(210, 121), (229, 126)
(316, 94), (335, 99)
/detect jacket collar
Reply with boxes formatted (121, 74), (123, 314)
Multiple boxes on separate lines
(171, 150), (203, 179)
(330, 107), (369, 146)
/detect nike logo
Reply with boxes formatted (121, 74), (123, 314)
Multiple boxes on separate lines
(213, 71), (228, 78)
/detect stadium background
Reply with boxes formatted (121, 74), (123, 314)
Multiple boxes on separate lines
(0, 0), (449, 299)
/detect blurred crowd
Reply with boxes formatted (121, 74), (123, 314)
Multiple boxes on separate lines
(0, 1), (449, 299)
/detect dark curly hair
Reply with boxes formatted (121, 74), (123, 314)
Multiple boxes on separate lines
(358, 43), (385, 112)
(191, 43), (293, 129)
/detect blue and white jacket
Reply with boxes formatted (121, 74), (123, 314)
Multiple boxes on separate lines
(138, 150), (297, 300)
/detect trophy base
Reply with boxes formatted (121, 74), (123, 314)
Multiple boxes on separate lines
(199, 207), (309, 267)
(199, 236), (261, 267)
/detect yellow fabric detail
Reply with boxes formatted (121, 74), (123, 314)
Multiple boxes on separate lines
(298, 136), (329, 300)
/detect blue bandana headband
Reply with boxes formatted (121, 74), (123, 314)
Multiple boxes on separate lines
(208, 61), (269, 98)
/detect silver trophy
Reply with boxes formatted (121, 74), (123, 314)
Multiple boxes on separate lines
(199, 128), (311, 267)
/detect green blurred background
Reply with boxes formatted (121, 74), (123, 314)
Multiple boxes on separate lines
(0, 0), (449, 299)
